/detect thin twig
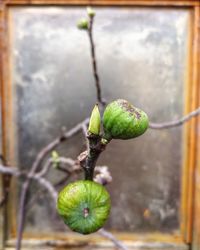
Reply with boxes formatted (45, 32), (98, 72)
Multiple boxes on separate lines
(149, 107), (200, 129)
(37, 157), (75, 178)
(25, 157), (75, 212)
(25, 188), (44, 213)
(0, 166), (19, 175)
(0, 164), (57, 204)
(98, 228), (128, 250)
(88, 16), (105, 106)
(58, 157), (75, 166)
(32, 175), (57, 203)
(0, 164), (128, 250)
(36, 158), (52, 178)
(16, 118), (89, 250)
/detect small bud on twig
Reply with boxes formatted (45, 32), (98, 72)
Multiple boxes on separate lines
(88, 104), (101, 135)
(77, 18), (89, 30)
(87, 7), (96, 17)
(51, 151), (60, 168)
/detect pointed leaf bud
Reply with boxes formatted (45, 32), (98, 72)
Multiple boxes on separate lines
(77, 18), (89, 30)
(87, 7), (95, 17)
(88, 104), (101, 135)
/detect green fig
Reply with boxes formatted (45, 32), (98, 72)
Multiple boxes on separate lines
(57, 180), (111, 234)
(103, 99), (149, 140)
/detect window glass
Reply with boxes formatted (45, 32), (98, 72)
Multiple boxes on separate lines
(9, 7), (189, 233)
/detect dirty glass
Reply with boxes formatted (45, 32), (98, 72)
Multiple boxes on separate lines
(9, 7), (190, 233)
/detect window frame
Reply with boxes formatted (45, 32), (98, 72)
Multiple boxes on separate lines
(0, 0), (200, 249)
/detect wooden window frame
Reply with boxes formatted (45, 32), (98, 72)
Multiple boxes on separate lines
(0, 0), (200, 249)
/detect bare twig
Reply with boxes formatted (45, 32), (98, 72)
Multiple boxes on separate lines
(98, 228), (128, 250)
(149, 107), (200, 129)
(58, 157), (75, 166)
(36, 158), (52, 178)
(88, 15), (105, 106)
(25, 188), (44, 213)
(16, 117), (89, 250)
(0, 166), (19, 175)
(37, 157), (75, 178)
(32, 175), (57, 204)
(0, 165), (56, 203)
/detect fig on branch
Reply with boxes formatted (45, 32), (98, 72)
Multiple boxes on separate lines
(57, 180), (111, 234)
(103, 99), (149, 140)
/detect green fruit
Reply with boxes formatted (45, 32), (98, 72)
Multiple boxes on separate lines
(57, 180), (111, 234)
(103, 99), (149, 140)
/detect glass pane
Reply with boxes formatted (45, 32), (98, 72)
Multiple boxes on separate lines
(9, 7), (190, 233)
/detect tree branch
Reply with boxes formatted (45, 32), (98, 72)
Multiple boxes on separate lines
(16, 117), (89, 250)
(0, 165), (56, 204)
(31, 175), (57, 204)
(88, 15), (105, 106)
(98, 228), (128, 250)
(149, 107), (200, 129)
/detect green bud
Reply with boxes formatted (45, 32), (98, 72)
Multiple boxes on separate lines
(77, 18), (89, 30)
(88, 104), (101, 135)
(51, 150), (60, 168)
(87, 7), (95, 17)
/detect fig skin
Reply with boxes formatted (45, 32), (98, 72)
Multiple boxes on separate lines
(103, 99), (149, 140)
(57, 180), (111, 234)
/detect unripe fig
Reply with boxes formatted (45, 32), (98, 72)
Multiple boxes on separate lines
(88, 104), (101, 135)
(103, 99), (148, 140)
(57, 180), (111, 234)
(77, 18), (89, 30)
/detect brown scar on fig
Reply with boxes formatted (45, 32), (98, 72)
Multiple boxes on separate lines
(117, 99), (141, 119)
